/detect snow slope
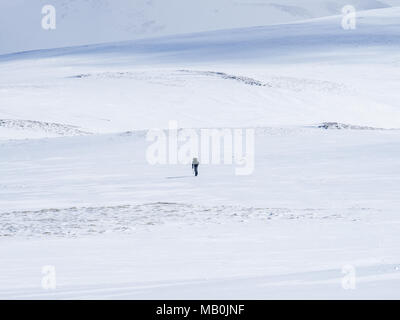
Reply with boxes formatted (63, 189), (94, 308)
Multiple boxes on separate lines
(1, 128), (400, 299)
(1, 0), (400, 55)
(1, 6), (400, 299)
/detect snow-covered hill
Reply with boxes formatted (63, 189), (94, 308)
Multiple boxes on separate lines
(1, 7), (399, 138)
(1, 0), (400, 55)
(1, 123), (400, 299)
(1, 5), (400, 300)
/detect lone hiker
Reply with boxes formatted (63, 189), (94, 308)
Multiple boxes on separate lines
(192, 157), (199, 176)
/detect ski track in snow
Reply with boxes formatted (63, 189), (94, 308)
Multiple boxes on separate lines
(3, 264), (400, 300)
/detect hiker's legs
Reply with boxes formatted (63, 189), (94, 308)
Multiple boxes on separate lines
(194, 164), (199, 176)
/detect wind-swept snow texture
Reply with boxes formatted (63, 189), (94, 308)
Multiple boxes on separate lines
(0, 6), (400, 299)
(1, 7), (400, 133)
